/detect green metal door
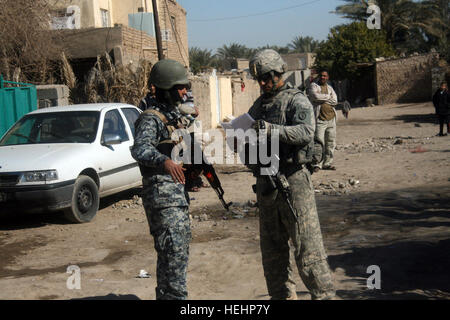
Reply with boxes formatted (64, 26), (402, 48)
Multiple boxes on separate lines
(0, 75), (37, 138)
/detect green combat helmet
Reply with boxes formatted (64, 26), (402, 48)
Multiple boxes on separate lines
(149, 59), (189, 90)
(249, 49), (288, 80)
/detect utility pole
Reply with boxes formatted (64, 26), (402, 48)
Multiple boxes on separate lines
(152, 0), (164, 60)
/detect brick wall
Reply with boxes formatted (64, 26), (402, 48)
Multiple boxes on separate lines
(375, 53), (439, 104)
(157, 0), (189, 67)
(120, 25), (159, 64)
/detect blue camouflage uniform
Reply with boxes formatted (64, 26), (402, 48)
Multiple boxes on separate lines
(131, 101), (191, 300)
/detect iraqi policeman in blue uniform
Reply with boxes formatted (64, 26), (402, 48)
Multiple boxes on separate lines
(131, 59), (192, 300)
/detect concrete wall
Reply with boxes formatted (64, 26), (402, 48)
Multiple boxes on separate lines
(375, 53), (439, 105)
(282, 53), (316, 71)
(49, 0), (188, 67)
(190, 77), (212, 131)
(50, 0), (95, 28)
(190, 72), (261, 130)
(58, 27), (123, 60)
(218, 77), (233, 123)
(231, 76), (261, 117)
(36, 85), (70, 108)
(432, 66), (447, 97)
(51, 0), (151, 28)
(112, 0), (152, 26)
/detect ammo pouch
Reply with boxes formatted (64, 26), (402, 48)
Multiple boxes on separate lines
(293, 139), (314, 165)
(138, 108), (183, 177)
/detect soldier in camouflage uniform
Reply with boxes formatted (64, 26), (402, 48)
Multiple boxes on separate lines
(131, 59), (191, 300)
(247, 49), (335, 300)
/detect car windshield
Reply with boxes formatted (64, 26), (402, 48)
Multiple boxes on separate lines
(0, 111), (100, 146)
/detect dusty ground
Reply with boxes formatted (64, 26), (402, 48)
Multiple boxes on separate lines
(0, 102), (449, 300)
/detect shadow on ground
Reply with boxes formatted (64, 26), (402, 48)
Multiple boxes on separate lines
(0, 188), (142, 231)
(72, 294), (140, 300)
(393, 113), (438, 125)
(329, 239), (450, 300)
(318, 184), (450, 300)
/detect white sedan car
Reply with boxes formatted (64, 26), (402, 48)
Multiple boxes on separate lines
(0, 103), (143, 223)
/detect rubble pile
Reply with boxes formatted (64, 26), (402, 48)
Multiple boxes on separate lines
(190, 200), (258, 223)
(111, 195), (143, 210)
(335, 136), (433, 154)
(313, 178), (360, 196)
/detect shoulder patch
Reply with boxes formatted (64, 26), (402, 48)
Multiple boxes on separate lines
(298, 111), (307, 120)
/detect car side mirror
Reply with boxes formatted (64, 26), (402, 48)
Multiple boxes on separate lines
(102, 134), (122, 146)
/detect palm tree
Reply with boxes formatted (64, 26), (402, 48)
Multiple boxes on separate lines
(333, 0), (443, 53)
(288, 36), (322, 53)
(189, 47), (215, 74)
(215, 43), (253, 60)
(215, 43), (255, 70)
(421, 0), (450, 58)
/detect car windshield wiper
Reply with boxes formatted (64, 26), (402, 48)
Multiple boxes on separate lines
(10, 133), (36, 143)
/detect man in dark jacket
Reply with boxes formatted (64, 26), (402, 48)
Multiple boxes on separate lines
(432, 81), (450, 136)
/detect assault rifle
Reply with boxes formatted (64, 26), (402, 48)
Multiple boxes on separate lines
(185, 162), (232, 211)
(258, 163), (299, 221)
(243, 140), (298, 221)
(183, 133), (232, 211)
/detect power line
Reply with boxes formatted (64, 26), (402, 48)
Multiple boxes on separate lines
(163, 0), (189, 66)
(187, 0), (323, 22)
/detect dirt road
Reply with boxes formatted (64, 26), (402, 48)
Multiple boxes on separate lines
(0, 102), (449, 300)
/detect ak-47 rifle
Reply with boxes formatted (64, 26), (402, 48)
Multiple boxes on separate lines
(145, 108), (232, 211)
(183, 133), (232, 211)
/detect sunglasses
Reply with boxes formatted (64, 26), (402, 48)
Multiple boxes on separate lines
(256, 73), (272, 83)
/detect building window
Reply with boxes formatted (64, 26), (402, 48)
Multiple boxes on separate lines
(100, 9), (110, 27)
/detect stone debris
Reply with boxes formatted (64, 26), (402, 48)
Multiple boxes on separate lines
(313, 178), (361, 196)
(335, 136), (433, 154)
(136, 270), (151, 279)
(112, 195), (143, 210)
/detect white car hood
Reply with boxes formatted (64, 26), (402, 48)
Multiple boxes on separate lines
(0, 144), (92, 172)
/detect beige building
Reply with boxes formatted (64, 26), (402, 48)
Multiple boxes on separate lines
(49, 0), (189, 68)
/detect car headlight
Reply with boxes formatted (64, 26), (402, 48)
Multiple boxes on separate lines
(19, 170), (59, 183)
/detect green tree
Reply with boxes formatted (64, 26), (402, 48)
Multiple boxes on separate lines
(215, 43), (254, 60)
(215, 43), (255, 70)
(315, 21), (395, 79)
(421, 0), (450, 60)
(333, 0), (445, 55)
(189, 47), (215, 74)
(288, 36), (322, 53)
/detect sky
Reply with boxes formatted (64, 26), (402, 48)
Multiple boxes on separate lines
(176, 0), (349, 53)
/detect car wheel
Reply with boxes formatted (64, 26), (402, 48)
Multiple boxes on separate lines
(64, 175), (99, 223)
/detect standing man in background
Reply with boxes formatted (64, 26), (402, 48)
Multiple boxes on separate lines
(308, 70), (338, 172)
(432, 81), (450, 136)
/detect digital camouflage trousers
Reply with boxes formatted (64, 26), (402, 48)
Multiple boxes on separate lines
(256, 167), (335, 300)
(142, 177), (191, 300)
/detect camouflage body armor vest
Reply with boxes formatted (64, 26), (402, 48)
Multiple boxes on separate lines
(253, 87), (315, 167)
